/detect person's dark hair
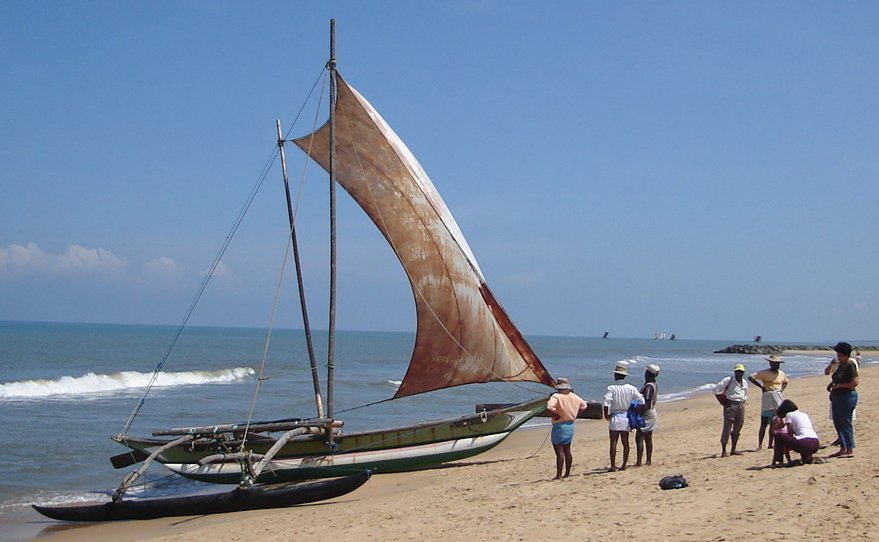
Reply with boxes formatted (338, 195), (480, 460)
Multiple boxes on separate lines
(614, 373), (626, 381)
(776, 399), (798, 418)
(833, 341), (853, 356)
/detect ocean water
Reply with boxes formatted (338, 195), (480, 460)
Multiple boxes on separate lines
(0, 321), (867, 539)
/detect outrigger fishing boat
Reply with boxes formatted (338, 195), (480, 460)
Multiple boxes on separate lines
(35, 20), (556, 520)
(32, 471), (370, 522)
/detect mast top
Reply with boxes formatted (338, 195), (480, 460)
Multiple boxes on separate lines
(328, 19), (336, 71)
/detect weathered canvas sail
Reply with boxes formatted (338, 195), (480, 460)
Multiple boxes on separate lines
(293, 74), (555, 398)
(38, 25), (560, 508)
(107, 66), (557, 489)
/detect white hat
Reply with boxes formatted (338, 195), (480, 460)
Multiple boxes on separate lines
(646, 364), (660, 375)
(613, 364), (628, 376)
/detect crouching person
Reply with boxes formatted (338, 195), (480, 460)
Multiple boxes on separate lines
(773, 399), (819, 466)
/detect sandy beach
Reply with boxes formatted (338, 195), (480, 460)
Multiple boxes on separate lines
(29, 362), (877, 542)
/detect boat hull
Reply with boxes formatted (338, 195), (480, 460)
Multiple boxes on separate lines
(32, 470), (370, 522)
(166, 431), (508, 484)
(116, 397), (547, 484)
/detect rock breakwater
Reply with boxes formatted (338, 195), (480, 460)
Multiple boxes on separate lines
(715, 344), (879, 355)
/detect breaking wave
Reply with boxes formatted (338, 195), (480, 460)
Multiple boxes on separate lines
(0, 367), (256, 400)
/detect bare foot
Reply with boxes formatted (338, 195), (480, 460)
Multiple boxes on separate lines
(608, 466), (617, 472)
(731, 451), (743, 456)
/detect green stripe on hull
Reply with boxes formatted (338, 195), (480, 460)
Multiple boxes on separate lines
(117, 396), (548, 483)
(170, 433), (509, 484)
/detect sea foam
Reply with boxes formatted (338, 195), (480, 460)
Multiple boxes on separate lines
(0, 367), (256, 400)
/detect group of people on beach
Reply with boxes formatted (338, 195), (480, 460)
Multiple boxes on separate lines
(545, 340), (860, 478)
(712, 340), (860, 465)
(713, 354), (790, 457)
(546, 362), (659, 478)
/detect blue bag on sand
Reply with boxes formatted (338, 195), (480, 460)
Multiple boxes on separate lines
(658, 474), (688, 490)
(626, 400), (645, 430)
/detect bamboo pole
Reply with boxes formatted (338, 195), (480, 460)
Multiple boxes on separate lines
(326, 18), (337, 434)
(277, 120), (324, 419)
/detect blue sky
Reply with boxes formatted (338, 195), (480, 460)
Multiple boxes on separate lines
(1, 2), (877, 342)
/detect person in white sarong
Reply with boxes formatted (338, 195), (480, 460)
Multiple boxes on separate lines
(603, 364), (645, 472)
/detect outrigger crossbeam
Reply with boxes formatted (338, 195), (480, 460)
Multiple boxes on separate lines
(151, 418), (340, 437)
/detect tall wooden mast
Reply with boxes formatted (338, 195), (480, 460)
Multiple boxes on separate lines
(326, 18), (337, 423)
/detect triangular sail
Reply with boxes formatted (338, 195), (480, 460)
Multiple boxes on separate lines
(293, 73), (554, 398)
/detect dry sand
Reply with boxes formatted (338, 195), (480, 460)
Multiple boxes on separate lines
(31, 364), (877, 542)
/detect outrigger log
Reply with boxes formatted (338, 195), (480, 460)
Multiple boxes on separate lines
(32, 470), (370, 522)
(33, 421), (367, 522)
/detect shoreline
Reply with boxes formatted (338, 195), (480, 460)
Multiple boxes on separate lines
(716, 344), (879, 355)
(783, 349), (879, 357)
(23, 365), (878, 542)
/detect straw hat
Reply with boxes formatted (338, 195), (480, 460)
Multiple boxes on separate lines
(765, 355), (784, 363)
(554, 377), (572, 391)
(613, 364), (628, 376)
(646, 364), (661, 375)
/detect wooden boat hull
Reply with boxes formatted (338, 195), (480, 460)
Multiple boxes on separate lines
(116, 397), (547, 484)
(32, 470), (370, 522)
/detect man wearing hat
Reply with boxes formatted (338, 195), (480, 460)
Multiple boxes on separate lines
(715, 364), (749, 457)
(546, 378), (587, 479)
(748, 354), (789, 450)
(603, 363), (645, 471)
(635, 364), (660, 467)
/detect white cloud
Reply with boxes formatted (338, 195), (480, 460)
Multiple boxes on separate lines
(201, 261), (231, 278)
(144, 255), (183, 278)
(0, 243), (129, 277)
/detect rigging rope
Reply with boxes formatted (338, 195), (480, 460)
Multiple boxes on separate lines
(118, 66), (328, 438)
(242, 69), (330, 445)
(240, 237), (291, 448)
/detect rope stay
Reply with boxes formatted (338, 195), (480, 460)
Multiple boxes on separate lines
(233, 68), (332, 447)
(118, 66), (328, 438)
